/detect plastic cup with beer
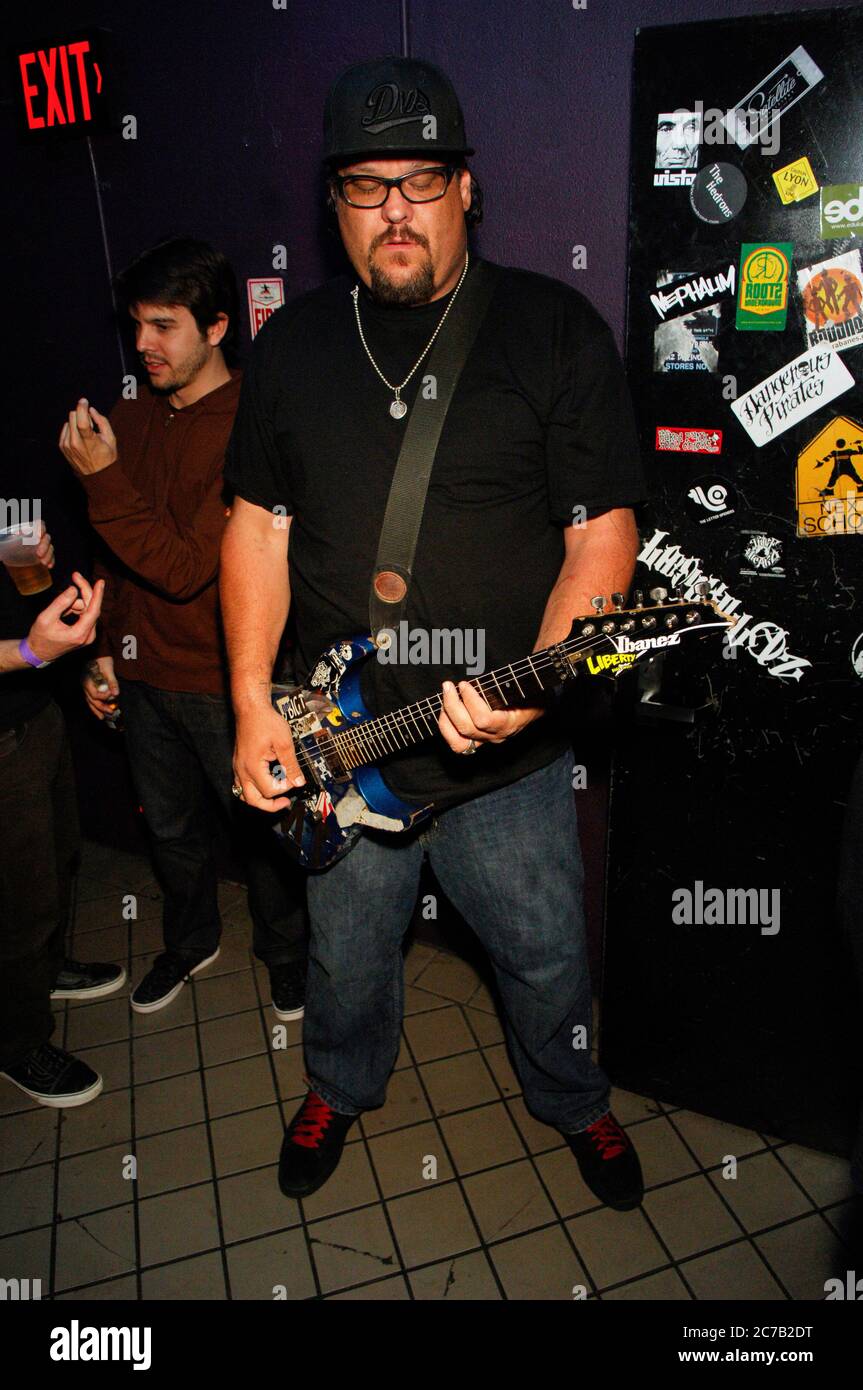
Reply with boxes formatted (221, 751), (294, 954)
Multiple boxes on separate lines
(0, 520), (53, 596)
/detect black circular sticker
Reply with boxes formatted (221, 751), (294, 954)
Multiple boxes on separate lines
(690, 162), (748, 224)
(684, 475), (738, 525)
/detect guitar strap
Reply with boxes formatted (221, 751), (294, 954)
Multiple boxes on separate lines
(369, 258), (498, 642)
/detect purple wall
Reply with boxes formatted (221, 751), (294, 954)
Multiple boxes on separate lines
(10, 0), (847, 421)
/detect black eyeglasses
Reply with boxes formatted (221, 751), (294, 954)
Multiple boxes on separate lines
(332, 165), (457, 208)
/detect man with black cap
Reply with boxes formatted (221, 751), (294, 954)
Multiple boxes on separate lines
(221, 57), (647, 1211)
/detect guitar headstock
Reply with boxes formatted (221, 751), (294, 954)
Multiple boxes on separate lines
(565, 583), (734, 678)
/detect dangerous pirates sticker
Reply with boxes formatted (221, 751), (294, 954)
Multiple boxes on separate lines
(796, 416), (863, 538)
(736, 243), (792, 331)
(731, 347), (854, 448)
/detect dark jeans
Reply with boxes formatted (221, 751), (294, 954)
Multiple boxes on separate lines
(0, 701), (77, 1069)
(304, 750), (611, 1132)
(120, 680), (307, 966)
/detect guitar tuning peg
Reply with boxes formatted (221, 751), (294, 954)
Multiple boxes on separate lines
(649, 587), (668, 604)
(633, 589), (644, 609)
(611, 592), (625, 610)
(590, 595), (606, 614)
(695, 580), (710, 598)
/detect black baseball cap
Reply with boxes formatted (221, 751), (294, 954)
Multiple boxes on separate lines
(323, 56), (474, 166)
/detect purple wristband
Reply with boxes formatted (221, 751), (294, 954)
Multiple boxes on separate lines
(18, 639), (51, 669)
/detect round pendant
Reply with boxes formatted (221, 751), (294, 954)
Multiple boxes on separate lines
(390, 398), (408, 420)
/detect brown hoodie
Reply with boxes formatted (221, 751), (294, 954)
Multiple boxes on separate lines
(79, 370), (241, 695)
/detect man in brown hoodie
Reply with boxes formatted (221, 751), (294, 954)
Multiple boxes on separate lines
(59, 238), (307, 1020)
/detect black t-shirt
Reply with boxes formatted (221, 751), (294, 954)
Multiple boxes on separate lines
(0, 569), (52, 731)
(224, 256), (645, 810)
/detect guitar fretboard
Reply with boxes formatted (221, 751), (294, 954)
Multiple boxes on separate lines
(329, 645), (565, 770)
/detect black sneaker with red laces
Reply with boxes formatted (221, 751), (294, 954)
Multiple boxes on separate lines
(278, 1090), (358, 1198)
(564, 1111), (644, 1211)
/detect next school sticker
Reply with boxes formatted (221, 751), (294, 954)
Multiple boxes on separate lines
(772, 156), (818, 205)
(247, 278), (285, 338)
(796, 415), (863, 537)
(736, 243), (792, 331)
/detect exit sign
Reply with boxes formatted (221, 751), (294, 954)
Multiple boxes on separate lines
(15, 32), (109, 136)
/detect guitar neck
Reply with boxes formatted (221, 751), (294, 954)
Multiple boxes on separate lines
(322, 591), (729, 772)
(328, 642), (569, 771)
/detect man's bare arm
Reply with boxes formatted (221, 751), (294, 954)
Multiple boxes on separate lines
(535, 507), (640, 649)
(439, 507), (639, 748)
(220, 498), (304, 809)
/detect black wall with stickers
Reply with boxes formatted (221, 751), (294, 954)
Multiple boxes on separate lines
(602, 6), (863, 1155)
(3, 0), (851, 962)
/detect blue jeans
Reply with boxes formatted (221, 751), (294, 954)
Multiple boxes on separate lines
(305, 751), (610, 1133)
(120, 680), (308, 966)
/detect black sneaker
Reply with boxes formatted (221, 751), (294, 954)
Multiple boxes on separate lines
(269, 961), (306, 1021)
(278, 1090), (357, 1197)
(51, 958), (127, 1000)
(1, 1042), (102, 1108)
(565, 1111), (644, 1211)
(130, 948), (219, 1014)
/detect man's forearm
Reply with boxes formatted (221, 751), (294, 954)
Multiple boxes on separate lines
(535, 509), (639, 651)
(220, 508), (291, 712)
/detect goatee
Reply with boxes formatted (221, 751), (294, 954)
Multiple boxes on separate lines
(369, 252), (436, 307)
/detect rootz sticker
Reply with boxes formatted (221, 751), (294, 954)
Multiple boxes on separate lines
(736, 243), (792, 332)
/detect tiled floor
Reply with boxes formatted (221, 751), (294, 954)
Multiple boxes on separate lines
(0, 840), (859, 1301)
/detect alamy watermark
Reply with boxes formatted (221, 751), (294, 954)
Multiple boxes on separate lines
(376, 621), (486, 676)
(672, 881), (780, 935)
(1, 498), (42, 538)
(668, 102), (781, 157)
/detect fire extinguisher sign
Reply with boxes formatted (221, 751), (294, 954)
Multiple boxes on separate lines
(247, 279), (285, 339)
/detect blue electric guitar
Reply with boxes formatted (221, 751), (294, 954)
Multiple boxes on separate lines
(271, 585), (732, 869)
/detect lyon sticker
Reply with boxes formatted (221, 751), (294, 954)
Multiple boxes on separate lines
(772, 156), (818, 205)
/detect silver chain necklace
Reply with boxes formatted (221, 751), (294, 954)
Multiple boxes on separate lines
(351, 251), (470, 419)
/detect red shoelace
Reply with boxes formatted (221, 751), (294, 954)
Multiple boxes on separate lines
(585, 1113), (628, 1160)
(290, 1092), (335, 1149)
